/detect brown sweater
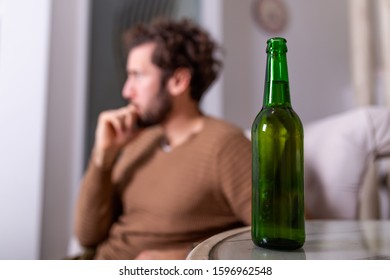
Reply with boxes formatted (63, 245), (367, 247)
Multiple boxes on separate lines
(75, 116), (251, 259)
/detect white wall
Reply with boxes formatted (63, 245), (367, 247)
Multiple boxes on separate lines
(0, 0), (89, 260)
(284, 0), (353, 124)
(40, 0), (89, 259)
(201, 0), (353, 129)
(0, 0), (51, 259)
(200, 0), (224, 119)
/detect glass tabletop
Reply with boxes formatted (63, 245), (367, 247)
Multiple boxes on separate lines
(187, 220), (390, 260)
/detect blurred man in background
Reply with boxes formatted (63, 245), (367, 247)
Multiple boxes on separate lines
(74, 18), (251, 260)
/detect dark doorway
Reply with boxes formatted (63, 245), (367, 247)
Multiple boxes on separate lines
(84, 0), (199, 168)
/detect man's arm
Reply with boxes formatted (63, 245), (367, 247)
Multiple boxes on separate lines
(218, 131), (252, 225)
(74, 155), (118, 246)
(74, 105), (140, 246)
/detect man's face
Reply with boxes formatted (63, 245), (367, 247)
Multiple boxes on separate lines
(122, 42), (172, 127)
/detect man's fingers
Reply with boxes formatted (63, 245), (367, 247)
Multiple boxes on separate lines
(108, 114), (125, 136)
(116, 105), (137, 134)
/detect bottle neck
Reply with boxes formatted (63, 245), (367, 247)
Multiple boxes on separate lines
(263, 51), (291, 108)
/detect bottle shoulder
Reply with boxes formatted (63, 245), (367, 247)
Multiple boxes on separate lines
(252, 106), (303, 133)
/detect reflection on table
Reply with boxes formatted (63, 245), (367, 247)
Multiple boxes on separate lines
(187, 220), (390, 260)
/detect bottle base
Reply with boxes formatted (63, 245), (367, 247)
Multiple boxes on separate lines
(253, 238), (304, 250)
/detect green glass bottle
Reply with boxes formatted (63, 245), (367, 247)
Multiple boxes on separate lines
(251, 37), (305, 250)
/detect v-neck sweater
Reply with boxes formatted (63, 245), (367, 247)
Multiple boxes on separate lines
(74, 116), (251, 259)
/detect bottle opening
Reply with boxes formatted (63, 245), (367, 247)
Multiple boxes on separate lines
(266, 37), (288, 53)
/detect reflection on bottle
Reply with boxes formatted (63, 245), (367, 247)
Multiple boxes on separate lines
(251, 246), (306, 260)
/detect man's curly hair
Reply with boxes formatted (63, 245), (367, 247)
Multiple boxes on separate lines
(123, 18), (223, 102)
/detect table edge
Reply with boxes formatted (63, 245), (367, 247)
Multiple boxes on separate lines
(186, 226), (251, 260)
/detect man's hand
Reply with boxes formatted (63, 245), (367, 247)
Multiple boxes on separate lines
(93, 105), (139, 169)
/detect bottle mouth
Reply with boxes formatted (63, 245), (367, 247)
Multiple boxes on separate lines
(266, 37), (288, 53)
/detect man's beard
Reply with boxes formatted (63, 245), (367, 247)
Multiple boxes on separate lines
(136, 87), (172, 128)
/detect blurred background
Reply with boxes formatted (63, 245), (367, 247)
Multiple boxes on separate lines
(0, 0), (389, 259)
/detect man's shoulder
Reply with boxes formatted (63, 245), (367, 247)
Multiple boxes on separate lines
(206, 117), (243, 134)
(203, 117), (250, 146)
